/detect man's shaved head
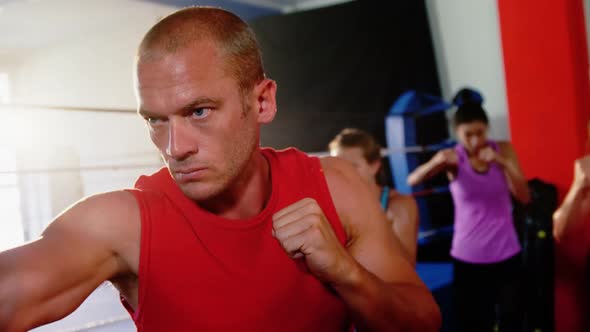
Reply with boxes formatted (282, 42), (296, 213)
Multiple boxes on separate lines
(137, 6), (265, 94)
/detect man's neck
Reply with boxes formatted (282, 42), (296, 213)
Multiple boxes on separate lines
(200, 152), (271, 220)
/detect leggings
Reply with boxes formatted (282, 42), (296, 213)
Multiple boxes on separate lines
(453, 254), (523, 332)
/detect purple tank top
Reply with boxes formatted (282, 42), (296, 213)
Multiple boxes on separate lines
(449, 141), (521, 263)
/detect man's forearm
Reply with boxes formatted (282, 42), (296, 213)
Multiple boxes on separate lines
(333, 262), (441, 332)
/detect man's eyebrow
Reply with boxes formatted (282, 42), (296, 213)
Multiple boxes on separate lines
(138, 97), (221, 117)
(180, 97), (222, 112)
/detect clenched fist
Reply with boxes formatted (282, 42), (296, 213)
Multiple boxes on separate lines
(272, 198), (356, 285)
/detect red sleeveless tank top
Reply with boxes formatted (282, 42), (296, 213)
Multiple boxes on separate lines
(123, 148), (351, 331)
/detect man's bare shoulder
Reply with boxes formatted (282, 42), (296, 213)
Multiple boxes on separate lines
(48, 191), (139, 234)
(319, 157), (388, 237)
(45, 190), (141, 275)
(319, 156), (365, 203)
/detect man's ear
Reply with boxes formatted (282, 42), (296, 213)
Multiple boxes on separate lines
(253, 79), (277, 124)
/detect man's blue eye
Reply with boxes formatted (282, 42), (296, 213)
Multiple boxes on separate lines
(192, 108), (211, 118)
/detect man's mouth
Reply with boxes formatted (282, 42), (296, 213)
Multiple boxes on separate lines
(172, 167), (207, 182)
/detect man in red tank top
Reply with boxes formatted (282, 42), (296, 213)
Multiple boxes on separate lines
(0, 7), (440, 331)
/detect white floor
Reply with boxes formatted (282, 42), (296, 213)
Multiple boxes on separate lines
(31, 282), (135, 332)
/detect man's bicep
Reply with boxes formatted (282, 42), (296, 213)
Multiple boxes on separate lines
(0, 236), (114, 326)
(0, 191), (135, 330)
(347, 211), (419, 284)
(322, 157), (420, 284)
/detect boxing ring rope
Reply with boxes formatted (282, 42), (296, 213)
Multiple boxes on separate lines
(0, 163), (164, 175)
(0, 143), (451, 175)
(0, 103), (136, 114)
(0, 142), (453, 201)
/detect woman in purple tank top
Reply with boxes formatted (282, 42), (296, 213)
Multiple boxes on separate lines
(408, 100), (530, 332)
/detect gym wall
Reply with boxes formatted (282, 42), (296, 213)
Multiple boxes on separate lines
(251, 1), (441, 152)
